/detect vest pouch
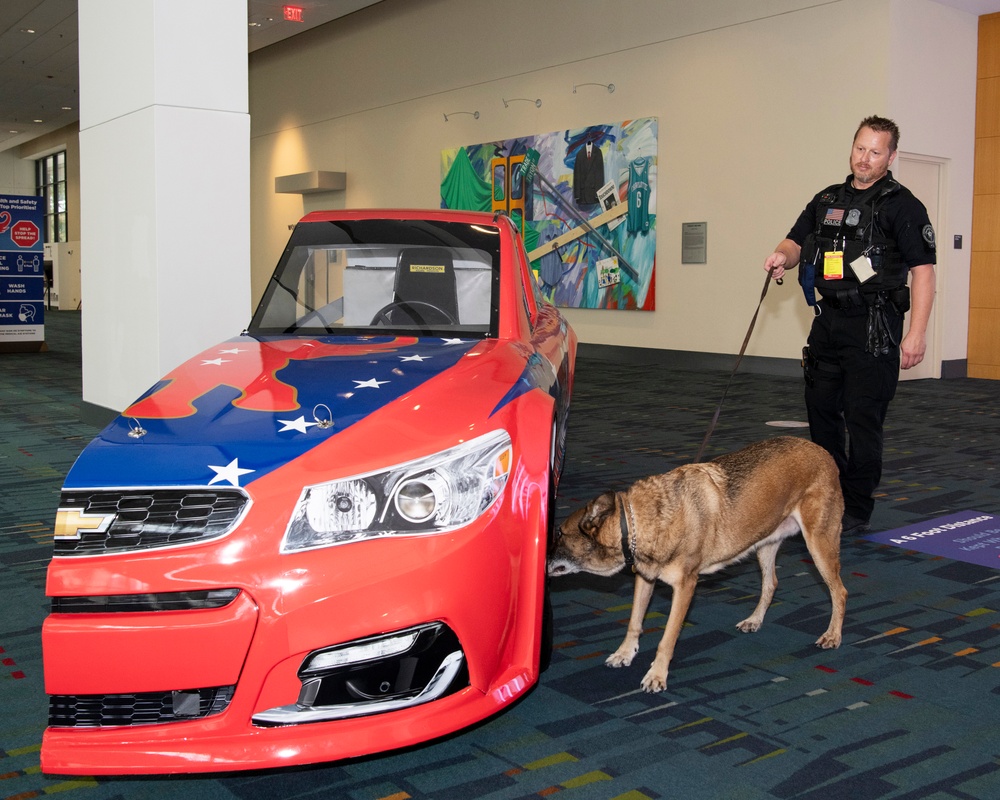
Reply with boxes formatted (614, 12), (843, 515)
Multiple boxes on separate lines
(799, 261), (818, 306)
(888, 285), (910, 314)
(798, 234), (818, 306)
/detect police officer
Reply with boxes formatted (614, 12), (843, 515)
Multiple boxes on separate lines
(764, 116), (936, 535)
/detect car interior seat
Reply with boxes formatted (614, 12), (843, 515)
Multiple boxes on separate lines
(387, 247), (460, 325)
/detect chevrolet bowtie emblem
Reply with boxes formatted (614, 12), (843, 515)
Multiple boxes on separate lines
(54, 508), (116, 541)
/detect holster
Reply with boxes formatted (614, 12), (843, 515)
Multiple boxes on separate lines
(802, 345), (841, 387)
(802, 346), (816, 387)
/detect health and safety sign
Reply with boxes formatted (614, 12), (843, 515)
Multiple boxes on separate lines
(0, 194), (45, 345)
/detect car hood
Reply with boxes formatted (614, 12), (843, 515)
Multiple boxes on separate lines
(65, 335), (482, 490)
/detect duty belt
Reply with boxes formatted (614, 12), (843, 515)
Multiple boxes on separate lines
(818, 288), (897, 310)
(818, 288), (866, 309)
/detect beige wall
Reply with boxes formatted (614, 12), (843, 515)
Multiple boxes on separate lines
(0, 122), (81, 234)
(1, 0), (977, 370)
(248, 0), (977, 367)
(16, 123), (82, 243)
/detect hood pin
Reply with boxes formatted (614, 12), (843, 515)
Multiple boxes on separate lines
(313, 404), (335, 429)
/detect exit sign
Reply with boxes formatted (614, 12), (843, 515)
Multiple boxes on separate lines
(283, 5), (304, 22)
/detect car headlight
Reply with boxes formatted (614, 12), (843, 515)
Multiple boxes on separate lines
(281, 429), (512, 552)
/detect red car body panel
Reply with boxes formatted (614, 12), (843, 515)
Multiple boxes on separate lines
(41, 209), (576, 774)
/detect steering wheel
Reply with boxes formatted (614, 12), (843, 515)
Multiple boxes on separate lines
(370, 300), (457, 327)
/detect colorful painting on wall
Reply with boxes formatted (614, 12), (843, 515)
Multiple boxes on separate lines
(441, 117), (657, 310)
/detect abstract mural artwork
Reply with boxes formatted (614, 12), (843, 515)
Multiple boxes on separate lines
(441, 118), (657, 310)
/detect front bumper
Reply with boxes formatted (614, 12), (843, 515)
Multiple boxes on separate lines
(41, 504), (546, 774)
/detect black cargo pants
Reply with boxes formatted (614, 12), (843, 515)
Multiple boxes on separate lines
(804, 299), (903, 522)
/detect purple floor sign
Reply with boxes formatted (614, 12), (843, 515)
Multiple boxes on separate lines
(865, 510), (1000, 568)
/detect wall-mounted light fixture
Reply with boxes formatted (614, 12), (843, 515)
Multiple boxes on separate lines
(502, 98), (541, 109)
(443, 110), (480, 122)
(572, 82), (615, 94)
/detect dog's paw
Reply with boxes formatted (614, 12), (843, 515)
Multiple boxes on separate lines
(815, 630), (842, 649)
(605, 645), (638, 668)
(640, 667), (667, 693)
(735, 617), (762, 633)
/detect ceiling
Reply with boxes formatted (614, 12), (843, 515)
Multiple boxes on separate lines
(0, 0), (382, 153)
(1, 0), (998, 155)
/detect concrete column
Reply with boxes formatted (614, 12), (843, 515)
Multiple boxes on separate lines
(78, 0), (250, 414)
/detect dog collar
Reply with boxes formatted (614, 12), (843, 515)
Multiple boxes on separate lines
(618, 492), (637, 573)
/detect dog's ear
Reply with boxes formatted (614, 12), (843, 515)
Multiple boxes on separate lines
(580, 492), (616, 536)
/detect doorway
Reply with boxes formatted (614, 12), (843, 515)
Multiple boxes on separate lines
(893, 154), (943, 381)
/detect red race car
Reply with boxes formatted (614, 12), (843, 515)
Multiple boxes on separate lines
(42, 209), (577, 774)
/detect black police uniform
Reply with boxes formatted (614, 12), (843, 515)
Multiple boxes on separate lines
(786, 170), (936, 524)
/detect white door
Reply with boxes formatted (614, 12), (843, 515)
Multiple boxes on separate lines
(893, 154), (942, 381)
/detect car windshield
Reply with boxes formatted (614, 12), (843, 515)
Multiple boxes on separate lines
(248, 218), (501, 338)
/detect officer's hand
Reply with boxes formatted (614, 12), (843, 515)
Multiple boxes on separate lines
(764, 252), (787, 281)
(900, 330), (926, 370)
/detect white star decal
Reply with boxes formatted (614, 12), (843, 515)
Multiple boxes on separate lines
(201, 358), (230, 366)
(440, 338), (465, 345)
(278, 415), (319, 433)
(399, 354), (429, 362)
(219, 348), (245, 355)
(207, 458), (255, 487)
(353, 378), (389, 389)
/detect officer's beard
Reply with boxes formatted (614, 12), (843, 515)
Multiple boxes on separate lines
(851, 162), (888, 189)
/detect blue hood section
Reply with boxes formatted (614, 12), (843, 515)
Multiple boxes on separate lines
(65, 336), (479, 489)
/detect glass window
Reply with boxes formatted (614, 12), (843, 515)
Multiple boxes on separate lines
(248, 218), (501, 339)
(36, 151), (68, 243)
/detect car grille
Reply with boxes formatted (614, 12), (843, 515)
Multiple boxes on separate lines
(55, 488), (249, 555)
(48, 685), (236, 728)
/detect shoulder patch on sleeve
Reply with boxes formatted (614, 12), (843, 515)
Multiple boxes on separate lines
(922, 224), (936, 250)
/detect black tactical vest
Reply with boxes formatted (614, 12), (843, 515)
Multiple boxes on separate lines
(800, 178), (907, 296)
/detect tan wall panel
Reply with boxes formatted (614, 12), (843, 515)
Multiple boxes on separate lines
(971, 193), (1000, 251)
(976, 76), (1000, 139)
(979, 13), (1000, 79)
(968, 308), (1000, 365)
(972, 14), (1000, 376)
(968, 364), (1000, 379)
(974, 135), (1000, 195)
(969, 251), (1000, 308)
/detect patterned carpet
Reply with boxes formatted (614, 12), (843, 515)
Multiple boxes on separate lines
(2, 310), (1000, 799)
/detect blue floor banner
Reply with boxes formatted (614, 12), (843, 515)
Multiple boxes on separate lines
(865, 510), (1000, 568)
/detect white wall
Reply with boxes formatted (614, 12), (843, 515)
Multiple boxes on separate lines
(889, 0), (978, 365)
(248, 0), (978, 366)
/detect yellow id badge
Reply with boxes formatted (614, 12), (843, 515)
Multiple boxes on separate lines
(823, 250), (844, 280)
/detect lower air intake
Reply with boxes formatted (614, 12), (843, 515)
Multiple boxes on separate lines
(48, 685), (235, 728)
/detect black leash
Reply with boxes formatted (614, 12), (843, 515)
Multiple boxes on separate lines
(693, 268), (780, 463)
(617, 491), (637, 573)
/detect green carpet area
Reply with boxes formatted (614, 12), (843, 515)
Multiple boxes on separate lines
(2, 310), (1000, 799)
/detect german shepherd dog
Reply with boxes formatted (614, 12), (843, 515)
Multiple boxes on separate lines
(548, 437), (847, 693)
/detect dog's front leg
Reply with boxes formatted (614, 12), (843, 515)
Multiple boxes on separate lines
(606, 574), (656, 669)
(640, 574), (697, 693)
